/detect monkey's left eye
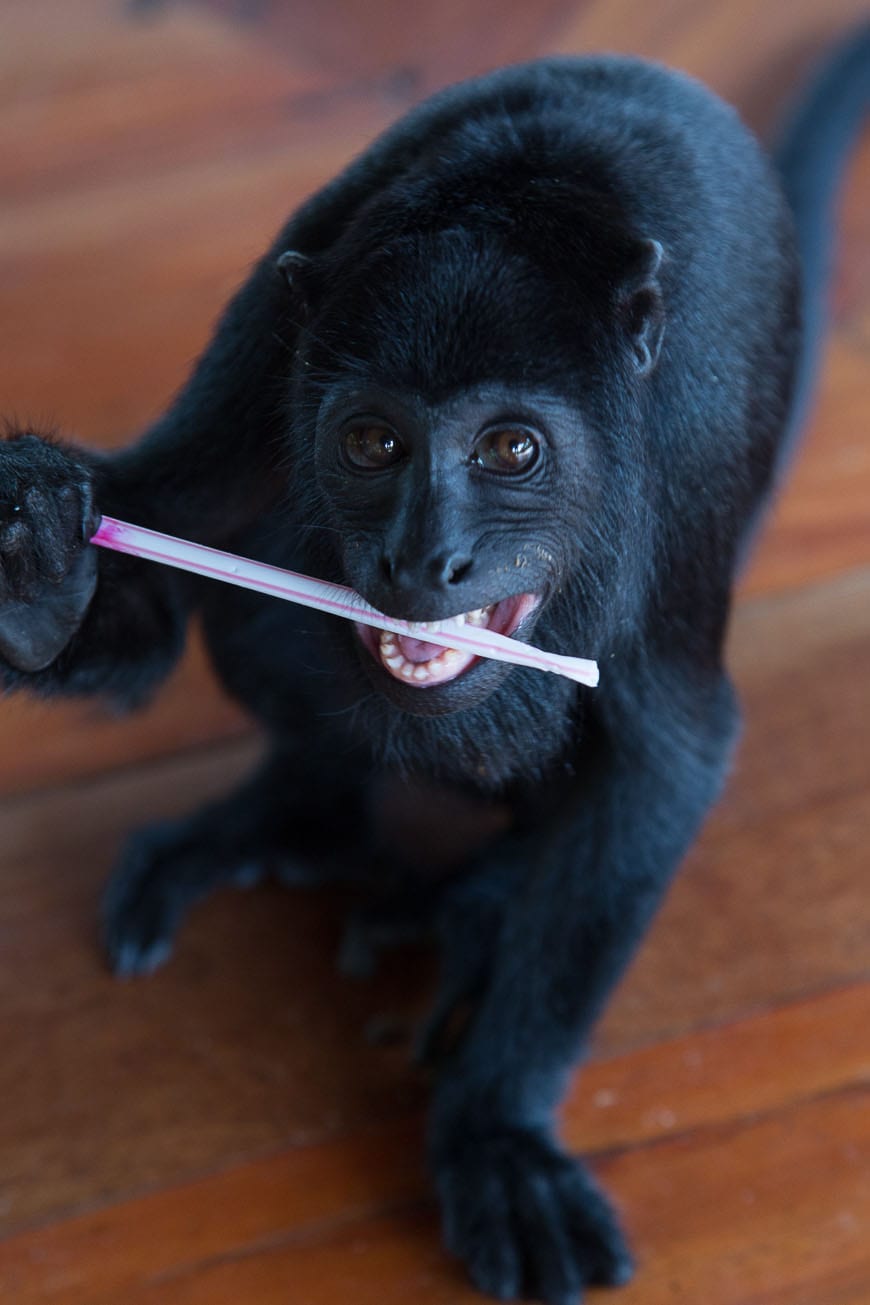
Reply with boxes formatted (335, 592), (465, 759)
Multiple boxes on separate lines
(342, 425), (406, 470)
(470, 427), (540, 475)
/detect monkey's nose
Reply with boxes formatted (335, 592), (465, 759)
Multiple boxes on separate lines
(380, 550), (473, 590)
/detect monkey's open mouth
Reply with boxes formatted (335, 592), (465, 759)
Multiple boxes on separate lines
(354, 593), (541, 687)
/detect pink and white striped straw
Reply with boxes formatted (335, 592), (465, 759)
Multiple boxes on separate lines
(90, 516), (599, 688)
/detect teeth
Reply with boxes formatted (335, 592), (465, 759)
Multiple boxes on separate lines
(407, 605), (493, 634)
(376, 625), (478, 687)
(380, 635), (403, 668)
(372, 602), (500, 687)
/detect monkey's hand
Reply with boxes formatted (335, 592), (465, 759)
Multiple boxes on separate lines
(432, 1124), (633, 1305)
(0, 432), (100, 672)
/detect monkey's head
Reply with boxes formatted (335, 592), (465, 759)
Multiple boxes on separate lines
(281, 216), (662, 723)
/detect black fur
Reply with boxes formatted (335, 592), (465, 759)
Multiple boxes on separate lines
(2, 39), (868, 1304)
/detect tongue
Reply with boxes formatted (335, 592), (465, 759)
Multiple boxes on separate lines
(395, 634), (450, 663)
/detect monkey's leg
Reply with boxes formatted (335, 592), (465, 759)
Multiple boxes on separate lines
(103, 742), (367, 976)
(428, 674), (738, 1305)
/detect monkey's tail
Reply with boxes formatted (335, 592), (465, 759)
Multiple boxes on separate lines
(772, 23), (870, 447)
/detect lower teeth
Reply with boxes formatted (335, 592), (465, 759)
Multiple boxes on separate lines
(375, 604), (497, 683)
(378, 631), (467, 683)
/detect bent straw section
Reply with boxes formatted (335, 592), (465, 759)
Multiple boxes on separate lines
(90, 516), (599, 688)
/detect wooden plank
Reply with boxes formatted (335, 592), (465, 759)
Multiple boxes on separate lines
(552, 0), (870, 128)
(99, 1077), (867, 1305)
(189, 0), (579, 97)
(729, 569), (870, 827)
(742, 338), (870, 600)
(73, 1088), (870, 1305)
(0, 626), (251, 797)
(0, 983), (865, 1303)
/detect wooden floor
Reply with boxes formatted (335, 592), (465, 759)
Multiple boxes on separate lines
(1, 2), (869, 1302)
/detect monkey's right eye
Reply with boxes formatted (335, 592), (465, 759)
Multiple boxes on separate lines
(342, 425), (406, 470)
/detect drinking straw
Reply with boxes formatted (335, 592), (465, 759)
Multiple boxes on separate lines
(91, 516), (599, 687)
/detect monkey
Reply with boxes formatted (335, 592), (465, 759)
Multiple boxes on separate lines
(1, 31), (868, 1304)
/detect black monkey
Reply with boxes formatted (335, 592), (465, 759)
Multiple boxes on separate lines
(1, 33), (868, 1304)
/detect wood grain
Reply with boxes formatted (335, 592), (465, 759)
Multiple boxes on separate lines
(0, 2), (868, 1303)
(0, 984), (866, 1303)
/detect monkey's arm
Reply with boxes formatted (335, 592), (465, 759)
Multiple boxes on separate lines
(0, 432), (185, 701)
(427, 664), (738, 1304)
(0, 247), (300, 699)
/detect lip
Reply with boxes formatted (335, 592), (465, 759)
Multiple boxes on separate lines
(354, 592), (542, 691)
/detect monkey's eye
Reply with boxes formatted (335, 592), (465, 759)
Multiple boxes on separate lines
(342, 425), (406, 470)
(471, 427), (540, 475)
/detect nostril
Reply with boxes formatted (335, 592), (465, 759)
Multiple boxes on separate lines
(444, 554), (473, 585)
(380, 553), (395, 584)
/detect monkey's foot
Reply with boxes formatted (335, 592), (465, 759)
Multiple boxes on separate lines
(432, 1126), (633, 1305)
(102, 819), (275, 977)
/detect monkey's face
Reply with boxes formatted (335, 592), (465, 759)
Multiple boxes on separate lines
(291, 226), (649, 718)
(313, 381), (592, 717)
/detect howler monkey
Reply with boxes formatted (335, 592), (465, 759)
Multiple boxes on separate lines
(1, 35), (868, 1305)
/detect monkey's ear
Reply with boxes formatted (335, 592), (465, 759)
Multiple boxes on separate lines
(617, 238), (665, 376)
(275, 250), (313, 308)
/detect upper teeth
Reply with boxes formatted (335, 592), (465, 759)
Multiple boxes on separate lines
(407, 605), (494, 635)
(464, 606), (493, 627)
